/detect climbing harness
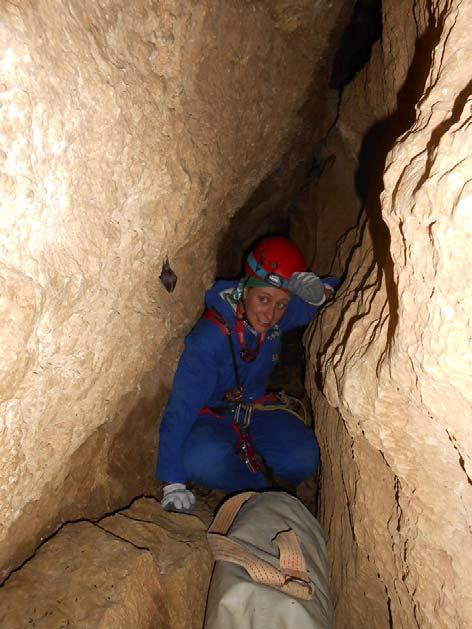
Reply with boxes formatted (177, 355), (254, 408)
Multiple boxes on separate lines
(236, 301), (266, 363)
(257, 391), (308, 427)
(204, 303), (266, 365)
(202, 307), (308, 485)
(232, 403), (259, 474)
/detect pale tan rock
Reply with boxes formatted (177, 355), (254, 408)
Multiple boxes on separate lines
(0, 498), (211, 628)
(306, 0), (472, 627)
(292, 0), (419, 276)
(99, 498), (212, 628)
(4, 0), (470, 625)
(0, 0), (352, 577)
(0, 522), (167, 628)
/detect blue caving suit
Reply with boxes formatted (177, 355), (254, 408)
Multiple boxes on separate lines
(156, 278), (339, 492)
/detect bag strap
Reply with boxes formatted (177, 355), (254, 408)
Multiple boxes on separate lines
(207, 494), (314, 601)
(208, 492), (256, 535)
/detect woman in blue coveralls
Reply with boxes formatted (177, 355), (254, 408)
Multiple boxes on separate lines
(156, 236), (339, 513)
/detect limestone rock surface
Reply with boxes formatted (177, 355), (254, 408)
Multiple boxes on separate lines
(99, 498), (212, 628)
(292, 0), (419, 275)
(305, 0), (472, 627)
(0, 0), (352, 577)
(0, 498), (211, 628)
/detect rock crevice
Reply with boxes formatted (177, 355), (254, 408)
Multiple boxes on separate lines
(0, 0), (470, 627)
(0, 498), (212, 628)
(304, 0), (472, 626)
(0, 0), (352, 578)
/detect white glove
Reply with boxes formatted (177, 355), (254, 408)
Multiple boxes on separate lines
(287, 272), (326, 306)
(161, 483), (196, 514)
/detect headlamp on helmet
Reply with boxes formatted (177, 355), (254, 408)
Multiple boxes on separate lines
(244, 236), (307, 290)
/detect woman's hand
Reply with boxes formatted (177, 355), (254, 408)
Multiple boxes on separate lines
(161, 483), (196, 514)
(287, 272), (338, 305)
(323, 283), (335, 301)
(287, 272), (325, 305)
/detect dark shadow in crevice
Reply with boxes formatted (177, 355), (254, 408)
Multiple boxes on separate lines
(330, 0), (383, 91)
(356, 3), (449, 349)
(215, 4), (365, 280)
(300, 1), (383, 198)
(0, 492), (151, 588)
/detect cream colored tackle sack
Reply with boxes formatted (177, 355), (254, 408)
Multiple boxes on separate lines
(203, 491), (333, 628)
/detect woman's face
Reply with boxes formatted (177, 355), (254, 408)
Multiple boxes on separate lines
(243, 286), (290, 334)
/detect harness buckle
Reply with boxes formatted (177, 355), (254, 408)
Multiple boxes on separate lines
(231, 403), (260, 473)
(224, 385), (244, 404)
(234, 428), (260, 473)
(282, 575), (315, 597)
(233, 402), (253, 429)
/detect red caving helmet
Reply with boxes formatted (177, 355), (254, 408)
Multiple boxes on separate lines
(244, 236), (307, 290)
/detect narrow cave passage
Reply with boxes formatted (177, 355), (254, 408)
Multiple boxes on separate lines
(0, 1), (471, 628)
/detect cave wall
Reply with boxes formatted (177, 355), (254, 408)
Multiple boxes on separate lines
(305, 0), (472, 626)
(292, 0), (425, 278)
(0, 0), (353, 579)
(215, 4), (356, 278)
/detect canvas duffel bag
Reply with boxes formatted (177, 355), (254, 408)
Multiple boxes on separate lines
(204, 491), (333, 628)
